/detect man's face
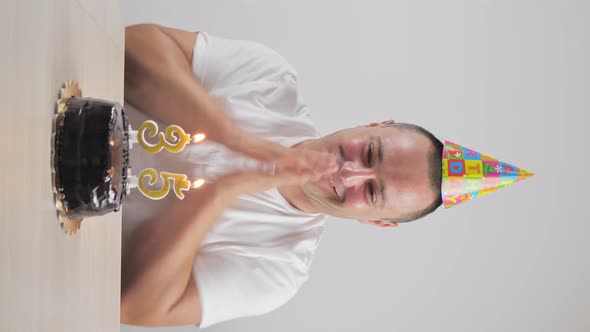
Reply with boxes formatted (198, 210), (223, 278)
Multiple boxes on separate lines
(301, 124), (437, 223)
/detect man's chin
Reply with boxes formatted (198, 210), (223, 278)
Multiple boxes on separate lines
(309, 180), (339, 201)
(307, 190), (349, 215)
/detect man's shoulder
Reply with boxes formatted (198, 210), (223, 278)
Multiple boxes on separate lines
(215, 193), (327, 268)
(197, 32), (298, 86)
(226, 35), (298, 77)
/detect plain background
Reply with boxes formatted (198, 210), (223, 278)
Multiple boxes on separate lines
(122, 0), (589, 331)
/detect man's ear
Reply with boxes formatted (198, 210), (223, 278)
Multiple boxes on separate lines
(363, 120), (395, 128)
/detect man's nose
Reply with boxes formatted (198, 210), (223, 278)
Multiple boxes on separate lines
(339, 161), (376, 187)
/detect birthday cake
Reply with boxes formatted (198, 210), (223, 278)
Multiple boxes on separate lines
(53, 96), (130, 221)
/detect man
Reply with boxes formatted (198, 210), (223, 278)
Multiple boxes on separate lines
(121, 23), (442, 328)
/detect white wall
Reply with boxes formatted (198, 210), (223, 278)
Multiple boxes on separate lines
(122, 1), (590, 331)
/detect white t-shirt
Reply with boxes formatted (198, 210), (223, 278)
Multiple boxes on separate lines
(122, 32), (326, 329)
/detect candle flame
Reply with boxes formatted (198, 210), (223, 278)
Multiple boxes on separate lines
(109, 139), (115, 147)
(192, 133), (207, 143)
(192, 179), (205, 189)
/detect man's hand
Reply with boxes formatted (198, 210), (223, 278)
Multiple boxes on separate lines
(221, 126), (294, 162)
(274, 148), (339, 182)
(215, 148), (338, 198)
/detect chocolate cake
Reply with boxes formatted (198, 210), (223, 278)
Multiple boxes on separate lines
(53, 96), (130, 220)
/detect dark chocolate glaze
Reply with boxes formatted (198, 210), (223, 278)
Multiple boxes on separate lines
(54, 97), (130, 220)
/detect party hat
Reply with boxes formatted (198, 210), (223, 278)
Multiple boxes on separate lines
(441, 141), (533, 208)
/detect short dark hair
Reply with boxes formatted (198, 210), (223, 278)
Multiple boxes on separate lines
(381, 123), (443, 223)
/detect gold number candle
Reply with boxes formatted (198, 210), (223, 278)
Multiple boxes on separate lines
(138, 168), (193, 200)
(138, 120), (194, 154)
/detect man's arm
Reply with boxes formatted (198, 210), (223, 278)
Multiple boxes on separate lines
(120, 169), (322, 326)
(125, 24), (230, 141)
(124, 23), (289, 161)
(120, 183), (232, 326)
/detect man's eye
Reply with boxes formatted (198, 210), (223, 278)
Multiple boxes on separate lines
(367, 143), (373, 167)
(368, 182), (376, 204)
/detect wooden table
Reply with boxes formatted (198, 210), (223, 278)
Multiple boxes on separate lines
(0, 0), (123, 331)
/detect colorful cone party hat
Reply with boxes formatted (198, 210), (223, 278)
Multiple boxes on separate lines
(442, 141), (533, 208)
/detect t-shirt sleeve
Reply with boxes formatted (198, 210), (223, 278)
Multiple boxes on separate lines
(193, 250), (307, 329)
(192, 32), (297, 91)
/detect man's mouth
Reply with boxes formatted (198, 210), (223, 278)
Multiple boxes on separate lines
(330, 175), (344, 202)
(330, 177), (339, 199)
(332, 146), (345, 201)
